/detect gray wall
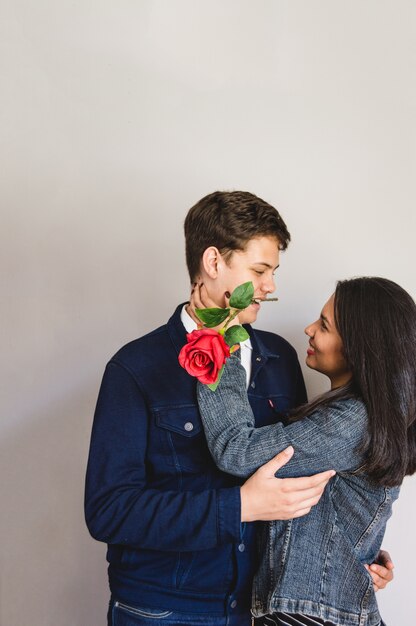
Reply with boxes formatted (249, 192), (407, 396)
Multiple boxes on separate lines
(1, 1), (415, 624)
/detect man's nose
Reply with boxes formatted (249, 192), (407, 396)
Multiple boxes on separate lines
(262, 275), (275, 294)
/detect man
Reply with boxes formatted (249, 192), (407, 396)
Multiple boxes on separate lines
(85, 191), (392, 626)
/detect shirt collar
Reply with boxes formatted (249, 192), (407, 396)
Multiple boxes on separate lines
(180, 304), (252, 350)
(180, 304), (198, 334)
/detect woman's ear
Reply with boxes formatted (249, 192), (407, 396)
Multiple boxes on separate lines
(201, 246), (221, 279)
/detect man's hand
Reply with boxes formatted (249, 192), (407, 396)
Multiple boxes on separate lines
(364, 550), (394, 591)
(240, 446), (335, 522)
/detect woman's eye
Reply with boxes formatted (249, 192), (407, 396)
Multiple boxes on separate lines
(254, 270), (265, 275)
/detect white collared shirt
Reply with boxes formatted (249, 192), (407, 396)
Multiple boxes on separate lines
(180, 305), (252, 388)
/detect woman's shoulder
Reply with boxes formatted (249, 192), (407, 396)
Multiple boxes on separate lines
(334, 395), (366, 412)
(311, 395), (367, 426)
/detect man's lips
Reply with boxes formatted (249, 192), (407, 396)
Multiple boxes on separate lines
(251, 297), (278, 305)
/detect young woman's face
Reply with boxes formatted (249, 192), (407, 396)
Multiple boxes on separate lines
(305, 294), (352, 389)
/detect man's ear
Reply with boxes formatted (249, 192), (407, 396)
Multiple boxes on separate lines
(201, 246), (221, 279)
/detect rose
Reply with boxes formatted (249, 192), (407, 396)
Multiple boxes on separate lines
(178, 281), (277, 390)
(178, 329), (231, 385)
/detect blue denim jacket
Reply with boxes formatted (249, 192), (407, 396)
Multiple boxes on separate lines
(85, 304), (306, 615)
(197, 357), (399, 626)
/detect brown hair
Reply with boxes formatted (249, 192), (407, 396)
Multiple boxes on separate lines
(184, 191), (291, 282)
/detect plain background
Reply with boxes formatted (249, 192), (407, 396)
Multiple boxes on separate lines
(1, 1), (415, 624)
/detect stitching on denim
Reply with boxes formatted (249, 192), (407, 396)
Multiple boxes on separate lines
(110, 359), (150, 406)
(269, 520), (292, 608)
(354, 487), (389, 550)
(166, 431), (182, 489)
(115, 601), (172, 618)
(319, 521), (336, 605)
(178, 552), (197, 588)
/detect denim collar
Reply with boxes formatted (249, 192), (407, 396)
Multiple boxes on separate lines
(244, 324), (281, 360)
(166, 303), (191, 356)
(243, 324), (280, 385)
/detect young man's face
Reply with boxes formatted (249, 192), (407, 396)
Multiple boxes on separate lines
(210, 236), (280, 325)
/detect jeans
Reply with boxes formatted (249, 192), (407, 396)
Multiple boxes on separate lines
(108, 599), (253, 626)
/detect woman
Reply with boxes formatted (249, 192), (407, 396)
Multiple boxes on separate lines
(195, 277), (416, 626)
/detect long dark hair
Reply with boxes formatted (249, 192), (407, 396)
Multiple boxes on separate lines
(292, 277), (416, 487)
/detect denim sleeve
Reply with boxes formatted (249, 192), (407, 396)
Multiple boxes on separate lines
(85, 361), (242, 550)
(197, 356), (367, 478)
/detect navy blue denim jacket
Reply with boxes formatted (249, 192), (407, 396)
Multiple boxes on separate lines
(197, 357), (400, 626)
(85, 304), (306, 615)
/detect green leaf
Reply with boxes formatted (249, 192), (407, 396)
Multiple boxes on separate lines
(207, 364), (225, 391)
(195, 307), (230, 328)
(229, 281), (254, 310)
(224, 325), (250, 347)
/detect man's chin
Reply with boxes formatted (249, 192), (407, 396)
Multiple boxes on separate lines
(240, 305), (259, 325)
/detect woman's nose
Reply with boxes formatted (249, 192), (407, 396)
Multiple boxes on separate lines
(305, 322), (315, 336)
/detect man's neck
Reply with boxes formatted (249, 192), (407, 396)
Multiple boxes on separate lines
(181, 304), (198, 334)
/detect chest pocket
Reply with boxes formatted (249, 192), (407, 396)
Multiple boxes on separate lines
(153, 405), (211, 472)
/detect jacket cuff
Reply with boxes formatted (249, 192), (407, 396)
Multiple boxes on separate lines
(217, 486), (243, 544)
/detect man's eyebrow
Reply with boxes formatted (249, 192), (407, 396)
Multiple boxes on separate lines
(253, 262), (280, 270)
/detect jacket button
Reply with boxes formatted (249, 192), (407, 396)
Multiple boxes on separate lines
(256, 356), (261, 362)
(184, 422), (194, 432)
(238, 543), (245, 552)
(251, 382), (256, 388)
(230, 600), (237, 609)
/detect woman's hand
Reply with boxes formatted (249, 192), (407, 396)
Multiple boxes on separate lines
(187, 284), (241, 329)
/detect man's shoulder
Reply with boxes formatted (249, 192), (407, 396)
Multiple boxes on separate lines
(111, 323), (168, 363)
(107, 304), (184, 374)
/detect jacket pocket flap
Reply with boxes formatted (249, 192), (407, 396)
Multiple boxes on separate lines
(153, 405), (202, 437)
